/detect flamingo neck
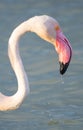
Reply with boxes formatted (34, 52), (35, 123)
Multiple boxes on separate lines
(8, 21), (31, 110)
(0, 21), (31, 111)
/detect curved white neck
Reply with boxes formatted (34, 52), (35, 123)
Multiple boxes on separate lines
(9, 21), (31, 108)
(0, 21), (30, 110)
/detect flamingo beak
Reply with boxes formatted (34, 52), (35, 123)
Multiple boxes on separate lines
(55, 31), (72, 75)
(59, 62), (69, 75)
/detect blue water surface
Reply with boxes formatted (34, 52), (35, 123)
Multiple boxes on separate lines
(0, 0), (83, 130)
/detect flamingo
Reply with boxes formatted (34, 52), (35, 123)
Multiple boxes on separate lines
(0, 15), (72, 111)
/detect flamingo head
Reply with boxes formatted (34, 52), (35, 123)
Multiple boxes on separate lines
(55, 27), (72, 75)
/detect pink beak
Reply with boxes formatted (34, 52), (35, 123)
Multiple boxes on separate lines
(55, 31), (72, 75)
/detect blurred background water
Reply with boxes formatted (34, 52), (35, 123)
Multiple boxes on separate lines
(0, 0), (83, 130)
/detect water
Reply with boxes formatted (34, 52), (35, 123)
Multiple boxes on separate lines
(0, 0), (83, 129)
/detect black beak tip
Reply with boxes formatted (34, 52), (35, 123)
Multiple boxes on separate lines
(59, 62), (70, 75)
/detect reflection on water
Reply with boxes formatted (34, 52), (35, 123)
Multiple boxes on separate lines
(0, 0), (83, 130)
